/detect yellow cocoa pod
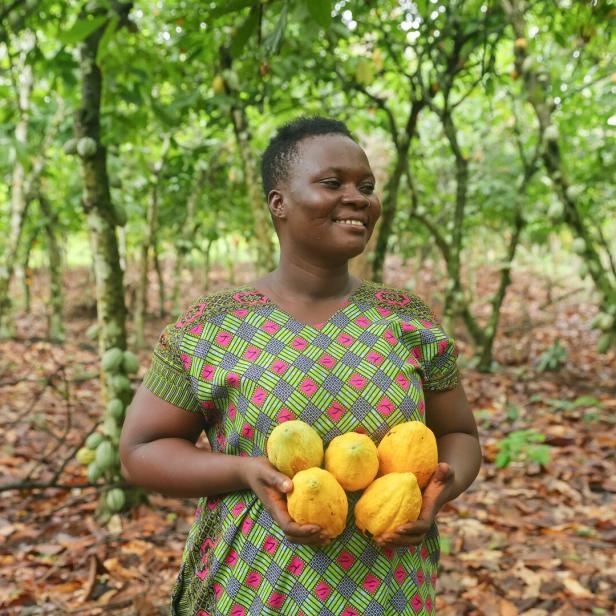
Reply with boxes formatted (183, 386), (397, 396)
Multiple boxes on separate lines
(354, 472), (422, 536)
(377, 421), (438, 488)
(324, 433), (379, 491)
(267, 420), (323, 478)
(76, 447), (96, 465)
(287, 468), (348, 538)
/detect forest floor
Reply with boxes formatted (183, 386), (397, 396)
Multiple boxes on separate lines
(1, 258), (615, 615)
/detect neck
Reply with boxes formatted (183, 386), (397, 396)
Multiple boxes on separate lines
(262, 256), (357, 302)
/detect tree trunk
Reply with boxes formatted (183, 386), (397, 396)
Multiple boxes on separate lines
(0, 62), (33, 337)
(134, 138), (169, 347)
(439, 107), (469, 331)
(153, 241), (165, 318)
(76, 26), (127, 356)
(203, 237), (213, 291)
(349, 221), (380, 281)
(172, 164), (208, 313)
(18, 230), (35, 314)
(371, 102), (423, 282)
(38, 192), (65, 342)
(230, 106), (276, 273)
(76, 10), (146, 518)
(171, 254), (183, 315)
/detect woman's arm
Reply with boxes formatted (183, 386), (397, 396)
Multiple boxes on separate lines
(425, 382), (482, 508)
(119, 385), (328, 544)
(120, 386), (250, 498)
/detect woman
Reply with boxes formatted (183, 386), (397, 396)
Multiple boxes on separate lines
(120, 117), (482, 615)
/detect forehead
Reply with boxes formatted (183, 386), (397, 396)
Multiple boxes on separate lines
(289, 134), (372, 177)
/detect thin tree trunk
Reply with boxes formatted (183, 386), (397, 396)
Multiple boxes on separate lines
(0, 61), (33, 337)
(171, 163), (209, 312)
(38, 191), (65, 341)
(203, 237), (213, 291)
(133, 243), (149, 348)
(219, 47), (275, 273)
(371, 102), (423, 282)
(134, 137), (169, 347)
(349, 221), (380, 281)
(224, 236), (236, 285)
(439, 107), (469, 331)
(19, 230), (35, 314)
(153, 241), (165, 318)
(230, 106), (276, 273)
(171, 253), (184, 315)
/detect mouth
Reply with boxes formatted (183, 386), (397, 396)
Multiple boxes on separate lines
(333, 218), (368, 229)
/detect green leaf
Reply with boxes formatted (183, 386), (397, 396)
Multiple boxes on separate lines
(230, 6), (259, 57)
(211, 0), (257, 18)
(495, 451), (510, 469)
(572, 395), (602, 408)
(306, 0), (332, 29)
(264, 2), (288, 56)
(414, 0), (428, 16)
(96, 15), (120, 64)
(60, 15), (108, 45)
(529, 445), (551, 466)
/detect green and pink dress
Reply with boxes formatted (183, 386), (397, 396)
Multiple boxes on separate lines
(143, 280), (459, 616)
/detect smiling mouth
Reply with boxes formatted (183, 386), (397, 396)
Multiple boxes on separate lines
(333, 218), (367, 228)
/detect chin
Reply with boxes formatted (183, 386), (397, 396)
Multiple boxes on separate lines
(333, 241), (368, 262)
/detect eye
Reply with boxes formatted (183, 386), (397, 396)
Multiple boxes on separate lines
(320, 178), (341, 188)
(360, 184), (375, 194)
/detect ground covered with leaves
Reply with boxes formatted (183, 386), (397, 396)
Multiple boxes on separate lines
(1, 262), (615, 615)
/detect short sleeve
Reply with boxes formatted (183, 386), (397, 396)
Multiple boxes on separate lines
(399, 298), (460, 392)
(142, 322), (202, 413)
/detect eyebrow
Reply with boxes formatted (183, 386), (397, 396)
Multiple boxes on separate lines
(319, 166), (375, 180)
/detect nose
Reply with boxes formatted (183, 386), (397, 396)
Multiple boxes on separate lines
(341, 184), (370, 208)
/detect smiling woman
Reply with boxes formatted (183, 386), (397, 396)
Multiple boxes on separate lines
(119, 116), (482, 615)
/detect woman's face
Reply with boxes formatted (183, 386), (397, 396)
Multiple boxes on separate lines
(270, 134), (382, 264)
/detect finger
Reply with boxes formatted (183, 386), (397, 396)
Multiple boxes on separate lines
(279, 520), (323, 536)
(380, 521), (431, 540)
(424, 462), (452, 490)
(263, 470), (293, 493)
(433, 462), (452, 481)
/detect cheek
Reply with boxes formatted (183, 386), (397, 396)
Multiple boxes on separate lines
(370, 198), (382, 222)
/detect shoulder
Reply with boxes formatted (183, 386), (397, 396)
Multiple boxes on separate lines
(157, 285), (265, 351)
(173, 285), (256, 329)
(356, 280), (439, 324)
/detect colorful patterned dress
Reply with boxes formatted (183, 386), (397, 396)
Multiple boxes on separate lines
(143, 280), (459, 616)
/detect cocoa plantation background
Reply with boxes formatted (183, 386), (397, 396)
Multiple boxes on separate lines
(1, 0), (615, 614)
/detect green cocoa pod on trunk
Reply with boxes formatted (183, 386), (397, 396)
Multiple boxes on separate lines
(86, 432), (104, 450)
(107, 398), (125, 420)
(102, 348), (124, 373)
(95, 440), (115, 471)
(106, 488), (126, 512)
(111, 374), (131, 393)
(77, 136), (97, 157)
(122, 351), (139, 374)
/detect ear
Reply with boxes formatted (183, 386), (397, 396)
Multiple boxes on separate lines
(267, 190), (286, 220)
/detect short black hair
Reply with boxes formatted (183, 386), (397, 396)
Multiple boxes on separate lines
(260, 116), (354, 197)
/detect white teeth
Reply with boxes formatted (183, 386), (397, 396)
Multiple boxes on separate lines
(335, 219), (364, 227)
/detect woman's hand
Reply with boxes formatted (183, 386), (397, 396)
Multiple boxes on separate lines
(375, 463), (455, 549)
(242, 456), (330, 546)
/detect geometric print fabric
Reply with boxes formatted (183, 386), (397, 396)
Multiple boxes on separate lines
(143, 281), (459, 615)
